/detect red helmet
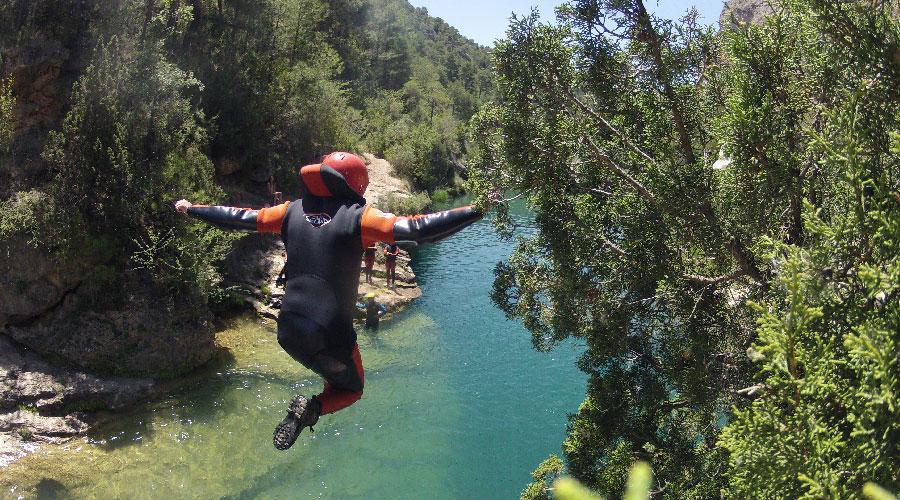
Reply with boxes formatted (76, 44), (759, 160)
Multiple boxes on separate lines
(321, 152), (368, 197)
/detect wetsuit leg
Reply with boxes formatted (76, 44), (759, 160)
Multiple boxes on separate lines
(276, 312), (365, 414)
(313, 345), (364, 414)
(276, 312), (327, 368)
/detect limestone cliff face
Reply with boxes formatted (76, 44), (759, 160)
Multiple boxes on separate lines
(719, 0), (776, 26)
(1, 7), (93, 198)
(4, 289), (216, 378)
(0, 238), (83, 329)
(0, 238), (217, 378)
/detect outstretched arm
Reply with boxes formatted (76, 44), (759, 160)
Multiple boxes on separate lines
(361, 205), (483, 245)
(175, 199), (290, 233)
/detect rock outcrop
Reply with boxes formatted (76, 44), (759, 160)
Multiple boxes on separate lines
(0, 335), (152, 466)
(355, 250), (422, 318)
(5, 288), (216, 378)
(1, 237), (217, 378)
(720, 0), (775, 26)
(0, 237), (83, 329)
(1, 9), (93, 197)
(0, 240), (208, 464)
(362, 153), (415, 207)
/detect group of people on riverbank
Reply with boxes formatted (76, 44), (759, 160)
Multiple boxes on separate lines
(361, 241), (399, 331)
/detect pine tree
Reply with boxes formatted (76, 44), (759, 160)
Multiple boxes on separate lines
(469, 0), (898, 497)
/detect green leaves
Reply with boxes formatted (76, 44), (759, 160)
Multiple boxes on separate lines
(477, 0), (898, 497)
(0, 71), (12, 153)
(554, 478), (604, 500)
(863, 483), (899, 500)
(545, 461), (652, 500)
(522, 455), (565, 499)
(719, 42), (899, 495)
(622, 462), (653, 500)
(32, 33), (231, 300)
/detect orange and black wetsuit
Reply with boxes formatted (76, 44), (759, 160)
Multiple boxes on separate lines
(187, 166), (481, 414)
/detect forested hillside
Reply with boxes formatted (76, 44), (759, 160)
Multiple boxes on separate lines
(468, 0), (898, 498)
(1, 0), (896, 497)
(0, 0), (491, 377)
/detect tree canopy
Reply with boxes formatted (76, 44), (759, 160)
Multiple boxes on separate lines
(468, 0), (898, 497)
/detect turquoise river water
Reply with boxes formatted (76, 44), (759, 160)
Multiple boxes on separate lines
(1, 202), (586, 499)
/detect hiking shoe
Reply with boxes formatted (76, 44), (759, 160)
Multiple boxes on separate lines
(273, 395), (321, 451)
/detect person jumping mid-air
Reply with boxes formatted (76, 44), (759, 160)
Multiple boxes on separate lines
(175, 152), (481, 450)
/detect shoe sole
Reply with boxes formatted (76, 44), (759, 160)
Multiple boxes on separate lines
(273, 415), (300, 451)
(273, 395), (311, 451)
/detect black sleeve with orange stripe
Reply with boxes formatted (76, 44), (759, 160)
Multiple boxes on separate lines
(187, 202), (290, 233)
(360, 205), (483, 245)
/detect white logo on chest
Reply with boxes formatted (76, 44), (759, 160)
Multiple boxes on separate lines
(305, 213), (332, 227)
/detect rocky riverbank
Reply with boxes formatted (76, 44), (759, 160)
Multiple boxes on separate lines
(0, 154), (424, 466)
(0, 335), (152, 467)
(233, 236), (421, 324)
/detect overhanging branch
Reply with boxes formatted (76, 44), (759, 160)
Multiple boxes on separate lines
(684, 269), (747, 286)
(565, 90), (657, 165)
(581, 133), (658, 205)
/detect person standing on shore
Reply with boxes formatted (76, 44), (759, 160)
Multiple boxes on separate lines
(384, 243), (399, 288)
(175, 152), (483, 450)
(363, 243), (376, 284)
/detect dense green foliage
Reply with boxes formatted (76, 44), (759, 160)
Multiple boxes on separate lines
(470, 0), (898, 497)
(42, 35), (232, 295)
(361, 0), (493, 190)
(0, 0), (490, 311)
(379, 191), (432, 216)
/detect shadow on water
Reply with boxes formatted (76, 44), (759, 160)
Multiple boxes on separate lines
(34, 478), (69, 499)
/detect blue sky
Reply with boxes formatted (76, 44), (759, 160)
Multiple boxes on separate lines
(407, 0), (727, 46)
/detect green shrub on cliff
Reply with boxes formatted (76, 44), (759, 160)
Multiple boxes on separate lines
(40, 35), (231, 298)
(387, 121), (458, 191)
(0, 72), (12, 152)
(0, 191), (49, 245)
(363, 90), (411, 157)
(173, 0), (363, 182)
(379, 191), (431, 216)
